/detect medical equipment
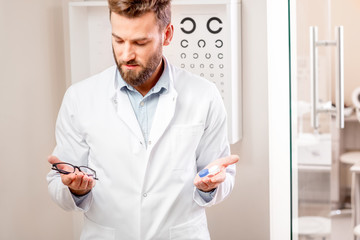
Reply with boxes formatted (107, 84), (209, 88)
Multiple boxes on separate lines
(66, 0), (242, 144)
(163, 0), (242, 143)
(199, 165), (221, 178)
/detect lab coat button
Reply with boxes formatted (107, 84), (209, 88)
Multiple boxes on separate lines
(140, 101), (144, 107)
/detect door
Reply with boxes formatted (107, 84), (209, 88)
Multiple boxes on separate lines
(290, 0), (347, 239)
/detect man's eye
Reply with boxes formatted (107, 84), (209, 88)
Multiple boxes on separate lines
(135, 42), (147, 46)
(113, 38), (123, 44)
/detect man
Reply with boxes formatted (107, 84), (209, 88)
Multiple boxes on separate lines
(47, 0), (239, 239)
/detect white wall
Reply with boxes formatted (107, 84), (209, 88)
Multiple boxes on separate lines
(207, 0), (270, 238)
(0, 1), (74, 239)
(207, 0), (290, 240)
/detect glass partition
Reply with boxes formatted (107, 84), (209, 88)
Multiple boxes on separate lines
(290, 0), (360, 237)
(289, 0), (350, 239)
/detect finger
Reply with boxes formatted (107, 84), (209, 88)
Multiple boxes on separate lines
(61, 173), (76, 186)
(206, 182), (220, 191)
(69, 173), (84, 189)
(203, 177), (212, 185)
(82, 175), (95, 190)
(80, 175), (90, 189)
(209, 170), (226, 183)
(90, 178), (96, 188)
(196, 181), (210, 191)
(86, 174), (96, 188)
(195, 175), (210, 184)
(199, 180), (218, 192)
(48, 155), (61, 165)
(76, 173), (94, 191)
(87, 177), (95, 189)
(200, 177), (213, 186)
(219, 155), (239, 168)
(194, 176), (207, 186)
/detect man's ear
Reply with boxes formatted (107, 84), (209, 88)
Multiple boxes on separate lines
(163, 23), (174, 46)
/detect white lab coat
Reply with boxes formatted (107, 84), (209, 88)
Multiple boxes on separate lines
(47, 61), (236, 240)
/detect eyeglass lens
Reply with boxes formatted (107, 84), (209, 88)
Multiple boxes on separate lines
(79, 166), (96, 177)
(55, 163), (75, 174)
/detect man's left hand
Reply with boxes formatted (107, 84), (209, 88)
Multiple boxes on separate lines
(194, 155), (239, 192)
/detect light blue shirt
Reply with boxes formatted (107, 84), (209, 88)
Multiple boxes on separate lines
(117, 64), (169, 148)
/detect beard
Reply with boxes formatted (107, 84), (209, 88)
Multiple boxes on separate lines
(113, 45), (163, 87)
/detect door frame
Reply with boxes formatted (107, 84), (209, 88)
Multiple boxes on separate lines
(268, 0), (292, 239)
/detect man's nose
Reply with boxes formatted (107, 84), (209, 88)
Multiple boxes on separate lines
(122, 43), (135, 62)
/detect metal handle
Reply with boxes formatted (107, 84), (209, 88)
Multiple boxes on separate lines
(335, 26), (344, 129)
(310, 26), (319, 129)
(309, 26), (344, 130)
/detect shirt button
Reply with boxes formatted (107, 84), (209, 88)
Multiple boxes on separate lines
(148, 141), (152, 145)
(143, 193), (147, 197)
(140, 101), (144, 106)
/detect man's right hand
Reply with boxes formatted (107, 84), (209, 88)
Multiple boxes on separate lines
(48, 155), (95, 196)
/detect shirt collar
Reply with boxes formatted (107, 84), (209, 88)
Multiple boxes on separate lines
(116, 57), (169, 96)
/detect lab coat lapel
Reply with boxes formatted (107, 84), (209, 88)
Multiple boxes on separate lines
(115, 91), (144, 142)
(149, 81), (177, 149)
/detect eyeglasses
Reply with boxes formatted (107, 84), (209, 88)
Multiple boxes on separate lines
(51, 162), (99, 180)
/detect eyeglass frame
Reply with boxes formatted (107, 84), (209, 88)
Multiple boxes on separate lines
(51, 162), (99, 180)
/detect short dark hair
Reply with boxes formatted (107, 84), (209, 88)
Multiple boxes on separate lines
(108, 0), (171, 30)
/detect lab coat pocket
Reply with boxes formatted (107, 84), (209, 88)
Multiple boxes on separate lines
(170, 124), (204, 170)
(81, 216), (115, 240)
(169, 213), (210, 240)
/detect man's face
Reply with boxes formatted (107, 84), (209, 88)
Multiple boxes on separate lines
(111, 11), (164, 86)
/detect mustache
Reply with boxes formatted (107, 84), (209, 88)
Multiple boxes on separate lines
(119, 60), (141, 66)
